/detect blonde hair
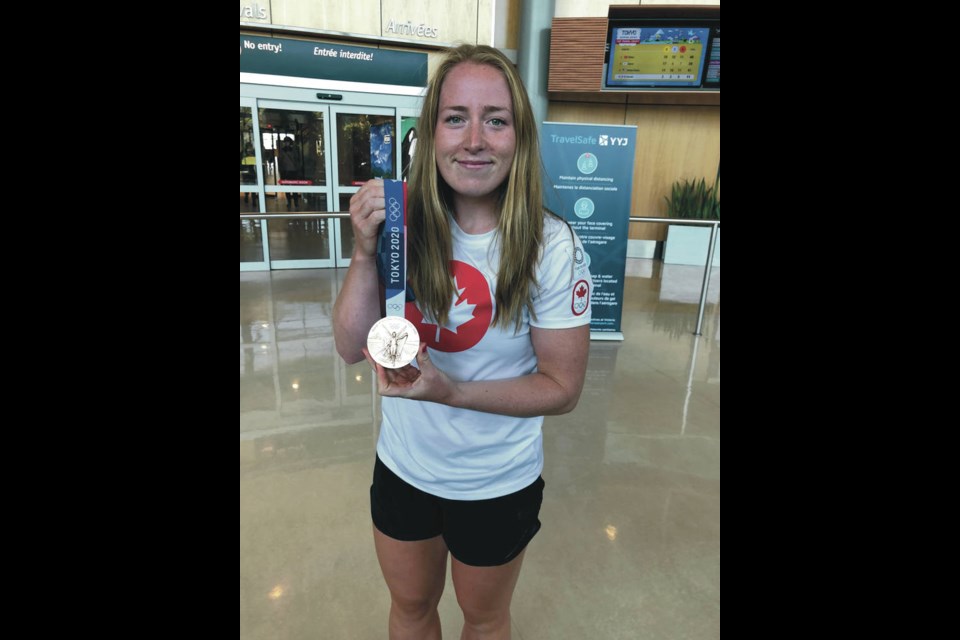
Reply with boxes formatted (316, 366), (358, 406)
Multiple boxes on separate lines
(408, 44), (544, 332)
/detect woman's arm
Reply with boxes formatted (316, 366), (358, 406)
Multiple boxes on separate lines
(333, 181), (387, 364)
(365, 324), (590, 417)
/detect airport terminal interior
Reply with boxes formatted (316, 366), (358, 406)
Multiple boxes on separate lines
(240, 260), (720, 639)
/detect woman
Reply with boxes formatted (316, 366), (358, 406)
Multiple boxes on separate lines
(333, 44), (591, 639)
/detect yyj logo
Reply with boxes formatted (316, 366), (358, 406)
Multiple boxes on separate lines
(598, 134), (629, 147)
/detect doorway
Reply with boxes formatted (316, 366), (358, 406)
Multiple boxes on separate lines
(240, 88), (421, 271)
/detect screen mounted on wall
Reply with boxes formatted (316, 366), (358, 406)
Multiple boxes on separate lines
(604, 20), (719, 90)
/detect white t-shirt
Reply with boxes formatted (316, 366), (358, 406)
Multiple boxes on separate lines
(377, 212), (592, 500)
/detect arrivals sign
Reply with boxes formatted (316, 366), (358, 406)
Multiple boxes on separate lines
(541, 123), (637, 337)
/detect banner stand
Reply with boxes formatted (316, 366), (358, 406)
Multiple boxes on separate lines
(590, 332), (624, 341)
(541, 122), (637, 341)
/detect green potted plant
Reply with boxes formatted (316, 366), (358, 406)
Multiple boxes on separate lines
(663, 177), (720, 266)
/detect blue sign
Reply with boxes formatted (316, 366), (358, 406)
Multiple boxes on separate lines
(240, 35), (427, 88)
(541, 123), (637, 337)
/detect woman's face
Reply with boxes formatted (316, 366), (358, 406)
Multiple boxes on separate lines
(434, 62), (516, 207)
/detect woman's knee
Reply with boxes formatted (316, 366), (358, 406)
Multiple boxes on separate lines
(451, 552), (525, 632)
(390, 587), (444, 621)
(458, 600), (511, 635)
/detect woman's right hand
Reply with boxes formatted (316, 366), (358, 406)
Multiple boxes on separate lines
(348, 179), (386, 259)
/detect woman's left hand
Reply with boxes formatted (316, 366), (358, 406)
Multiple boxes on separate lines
(362, 344), (457, 404)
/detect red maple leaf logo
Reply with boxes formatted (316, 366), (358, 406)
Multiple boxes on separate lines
(406, 260), (492, 352)
(575, 284), (587, 299)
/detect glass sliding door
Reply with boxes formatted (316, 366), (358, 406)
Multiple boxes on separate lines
(240, 83), (422, 271)
(240, 99), (268, 270)
(257, 100), (335, 269)
(331, 106), (399, 267)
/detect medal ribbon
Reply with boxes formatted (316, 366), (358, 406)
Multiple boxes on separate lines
(380, 179), (407, 318)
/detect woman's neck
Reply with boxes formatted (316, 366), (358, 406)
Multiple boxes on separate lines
(451, 195), (499, 235)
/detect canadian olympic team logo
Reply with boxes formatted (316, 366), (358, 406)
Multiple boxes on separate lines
(572, 279), (590, 316)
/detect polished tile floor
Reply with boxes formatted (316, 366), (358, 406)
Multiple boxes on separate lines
(240, 260), (720, 640)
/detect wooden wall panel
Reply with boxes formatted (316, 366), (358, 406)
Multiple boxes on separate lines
(555, 0), (630, 18)
(547, 102), (627, 125)
(625, 105), (720, 240)
(555, 0), (720, 18)
(478, 0), (494, 45)
(641, 0), (720, 5)
(271, 0), (381, 36)
(548, 18), (608, 93)
(506, 0), (521, 49)
(381, 0), (479, 44)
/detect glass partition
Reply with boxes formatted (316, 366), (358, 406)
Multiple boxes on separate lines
(241, 92), (416, 270)
(258, 107), (327, 187)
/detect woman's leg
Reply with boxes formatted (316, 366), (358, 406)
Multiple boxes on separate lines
(451, 550), (526, 640)
(373, 526), (449, 640)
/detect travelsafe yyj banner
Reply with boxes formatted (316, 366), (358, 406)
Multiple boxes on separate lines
(541, 122), (636, 338)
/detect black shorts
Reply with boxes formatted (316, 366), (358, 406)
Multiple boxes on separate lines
(370, 456), (545, 567)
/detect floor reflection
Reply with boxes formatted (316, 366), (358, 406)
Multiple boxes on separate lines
(240, 260), (720, 640)
(240, 269), (376, 473)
